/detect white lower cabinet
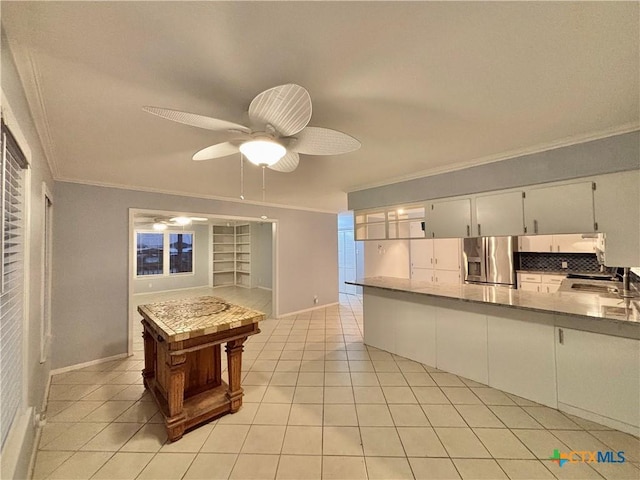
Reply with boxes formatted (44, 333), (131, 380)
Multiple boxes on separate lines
(436, 304), (489, 384)
(487, 311), (557, 407)
(411, 267), (433, 282)
(556, 328), (640, 432)
(395, 301), (437, 367)
(363, 290), (394, 353)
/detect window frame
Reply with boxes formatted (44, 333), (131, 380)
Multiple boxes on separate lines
(134, 229), (195, 278)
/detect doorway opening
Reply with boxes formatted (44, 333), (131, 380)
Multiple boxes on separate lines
(338, 212), (363, 296)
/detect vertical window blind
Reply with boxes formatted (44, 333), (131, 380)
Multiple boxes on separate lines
(0, 120), (28, 448)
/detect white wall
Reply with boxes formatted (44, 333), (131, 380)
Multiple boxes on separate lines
(52, 182), (338, 369)
(364, 239), (410, 278)
(253, 222), (273, 289)
(132, 223), (210, 294)
(1, 35), (56, 480)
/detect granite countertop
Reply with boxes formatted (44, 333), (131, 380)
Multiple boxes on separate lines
(347, 277), (640, 328)
(516, 270), (611, 277)
(138, 296), (265, 342)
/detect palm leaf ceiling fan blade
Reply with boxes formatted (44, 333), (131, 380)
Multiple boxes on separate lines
(248, 84), (312, 136)
(289, 127), (361, 155)
(143, 106), (251, 133)
(192, 142), (240, 161)
(268, 151), (300, 173)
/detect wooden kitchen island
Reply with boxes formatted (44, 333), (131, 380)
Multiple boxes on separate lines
(138, 296), (264, 441)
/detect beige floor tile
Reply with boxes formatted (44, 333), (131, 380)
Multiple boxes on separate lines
(366, 456), (413, 479)
(431, 373), (465, 387)
(82, 400), (135, 422)
(120, 422), (167, 452)
(545, 461), (604, 480)
(455, 404), (504, 428)
(348, 360), (375, 373)
(473, 428), (535, 459)
(160, 424), (215, 452)
(258, 350), (283, 361)
(80, 385), (129, 402)
(355, 404), (394, 426)
(322, 456), (367, 479)
(297, 372), (325, 386)
(201, 424), (250, 453)
(397, 427), (448, 457)
(281, 425), (323, 454)
(276, 455), (322, 480)
(275, 360), (301, 372)
(183, 453), (237, 480)
(31, 451), (74, 480)
(38, 422), (74, 448)
(412, 387), (450, 404)
(453, 458), (508, 479)
(459, 377), (487, 388)
(512, 429), (571, 459)
(279, 350), (303, 361)
(409, 458), (461, 479)
(252, 360), (278, 372)
(241, 425), (286, 454)
(396, 360), (427, 373)
(488, 405), (543, 429)
(106, 371), (143, 385)
(80, 423), (142, 451)
(325, 372), (352, 386)
(230, 454), (279, 480)
(505, 392), (540, 407)
(376, 372), (408, 386)
(360, 426), (405, 457)
(497, 459), (555, 479)
(243, 371), (274, 386)
(590, 430), (640, 462)
(471, 387), (517, 406)
(422, 404), (467, 427)
(253, 403), (291, 425)
(403, 373), (437, 387)
(372, 360), (400, 373)
(243, 385), (268, 403)
(49, 401), (105, 422)
(435, 428), (491, 458)
(47, 384), (101, 401)
(325, 361), (350, 372)
(300, 360), (325, 372)
(551, 429), (610, 452)
(113, 400), (158, 423)
(442, 387), (483, 405)
(216, 402), (258, 425)
(262, 385), (295, 403)
(47, 451), (113, 479)
(44, 401), (74, 417)
(590, 461), (640, 480)
(111, 384), (151, 402)
(382, 386), (418, 404)
(353, 386), (386, 404)
(523, 406), (582, 430)
(270, 372), (299, 385)
(389, 404), (429, 426)
(324, 386), (355, 403)
(91, 452), (153, 479)
(368, 351), (393, 361)
(288, 403), (323, 426)
(323, 404), (358, 426)
(323, 426), (363, 455)
(294, 386), (324, 404)
(136, 452), (195, 480)
(350, 372), (379, 386)
(40, 422), (107, 451)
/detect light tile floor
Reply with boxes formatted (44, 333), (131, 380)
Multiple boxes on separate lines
(34, 292), (639, 480)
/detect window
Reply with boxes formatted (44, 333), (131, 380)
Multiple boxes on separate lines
(1, 120), (28, 448)
(135, 230), (193, 276)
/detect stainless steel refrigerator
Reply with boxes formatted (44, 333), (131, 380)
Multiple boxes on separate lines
(462, 236), (517, 287)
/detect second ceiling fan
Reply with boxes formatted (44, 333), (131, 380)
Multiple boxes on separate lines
(143, 84), (360, 173)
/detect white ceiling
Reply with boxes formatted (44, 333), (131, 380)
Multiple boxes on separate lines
(3, 2), (638, 213)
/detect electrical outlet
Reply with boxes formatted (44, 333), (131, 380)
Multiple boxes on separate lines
(313, 295), (319, 304)
(561, 261), (568, 269)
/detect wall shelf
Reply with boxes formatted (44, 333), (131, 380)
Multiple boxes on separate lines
(212, 224), (252, 287)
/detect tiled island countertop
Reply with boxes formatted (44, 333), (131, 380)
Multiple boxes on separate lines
(347, 276), (640, 339)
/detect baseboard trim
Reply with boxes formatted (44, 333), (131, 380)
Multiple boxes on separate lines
(558, 402), (639, 437)
(50, 352), (128, 376)
(1, 407), (34, 480)
(257, 286), (273, 291)
(278, 302), (339, 318)
(133, 285), (211, 296)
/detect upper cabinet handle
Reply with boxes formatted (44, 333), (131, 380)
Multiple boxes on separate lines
(466, 225), (470, 237)
(533, 219), (538, 234)
(477, 224), (481, 236)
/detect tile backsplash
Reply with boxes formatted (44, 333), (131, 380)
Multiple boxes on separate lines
(518, 252), (600, 272)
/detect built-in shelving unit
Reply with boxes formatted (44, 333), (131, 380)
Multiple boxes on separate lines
(212, 223), (252, 287)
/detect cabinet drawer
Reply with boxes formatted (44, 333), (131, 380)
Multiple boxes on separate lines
(519, 274), (542, 283)
(541, 274), (565, 284)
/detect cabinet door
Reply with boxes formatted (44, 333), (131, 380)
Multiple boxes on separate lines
(518, 235), (553, 252)
(434, 269), (460, 285)
(363, 289), (394, 352)
(427, 198), (472, 238)
(436, 305), (488, 384)
(488, 313), (557, 407)
(395, 301), (437, 367)
(433, 238), (460, 271)
(518, 282), (540, 292)
(556, 328), (640, 429)
(543, 284), (560, 293)
(475, 191), (525, 236)
(524, 181), (596, 234)
(411, 267), (434, 282)
(410, 238), (433, 269)
(552, 234), (596, 253)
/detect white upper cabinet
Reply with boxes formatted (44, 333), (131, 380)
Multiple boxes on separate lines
(427, 198), (472, 238)
(388, 205), (426, 240)
(475, 191), (525, 237)
(354, 210), (386, 240)
(524, 181), (596, 234)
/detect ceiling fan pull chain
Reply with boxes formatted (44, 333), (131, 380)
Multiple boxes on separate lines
(262, 166), (266, 204)
(240, 153), (245, 200)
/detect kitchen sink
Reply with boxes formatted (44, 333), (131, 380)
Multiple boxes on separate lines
(570, 283), (619, 294)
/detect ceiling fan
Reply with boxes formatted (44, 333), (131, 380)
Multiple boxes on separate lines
(142, 83), (361, 173)
(137, 215), (208, 231)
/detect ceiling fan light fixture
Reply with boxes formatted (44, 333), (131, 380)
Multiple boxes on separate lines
(170, 216), (192, 226)
(153, 222), (167, 231)
(239, 140), (286, 167)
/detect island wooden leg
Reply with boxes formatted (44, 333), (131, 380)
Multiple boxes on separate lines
(141, 322), (156, 388)
(166, 353), (187, 441)
(226, 338), (246, 412)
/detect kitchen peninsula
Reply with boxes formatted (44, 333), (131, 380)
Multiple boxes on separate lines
(138, 296), (264, 441)
(347, 277), (640, 436)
